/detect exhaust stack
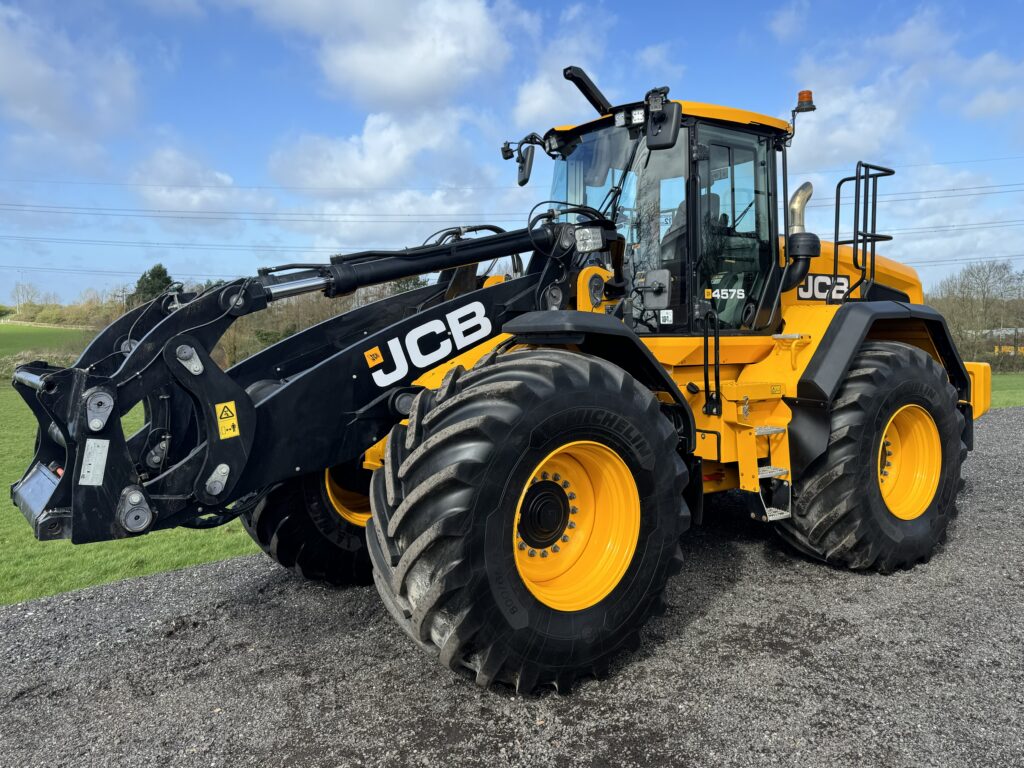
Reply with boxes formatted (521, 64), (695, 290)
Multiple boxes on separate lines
(788, 181), (813, 235)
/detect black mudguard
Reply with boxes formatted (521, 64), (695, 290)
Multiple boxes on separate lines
(504, 310), (696, 453)
(787, 300), (972, 479)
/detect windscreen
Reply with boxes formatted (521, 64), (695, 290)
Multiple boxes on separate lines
(550, 124), (690, 332)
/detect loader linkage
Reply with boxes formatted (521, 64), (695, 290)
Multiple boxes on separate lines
(12, 224), (563, 543)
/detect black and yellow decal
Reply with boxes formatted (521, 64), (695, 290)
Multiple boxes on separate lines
(215, 400), (239, 440)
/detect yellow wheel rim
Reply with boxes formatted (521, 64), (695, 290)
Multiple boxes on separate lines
(513, 440), (640, 612)
(877, 404), (941, 521)
(324, 468), (371, 528)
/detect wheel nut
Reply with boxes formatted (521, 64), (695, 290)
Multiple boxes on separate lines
(540, 550), (548, 558)
(518, 541), (526, 550)
(885, 461), (892, 468)
(568, 521), (576, 528)
(528, 549), (536, 557)
(551, 544), (560, 553)
(561, 481), (570, 489)
(553, 473), (560, 482)
(568, 492), (576, 500)
(570, 506), (578, 515)
(542, 472), (549, 480)
(881, 470), (889, 477)
(561, 534), (570, 542)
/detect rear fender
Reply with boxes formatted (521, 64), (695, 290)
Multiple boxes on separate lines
(789, 301), (973, 478)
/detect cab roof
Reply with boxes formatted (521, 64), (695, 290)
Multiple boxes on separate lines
(552, 100), (791, 135)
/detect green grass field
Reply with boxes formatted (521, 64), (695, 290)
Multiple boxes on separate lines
(0, 324), (256, 605)
(991, 372), (1024, 409)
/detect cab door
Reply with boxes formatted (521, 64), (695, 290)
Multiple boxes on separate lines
(690, 123), (779, 333)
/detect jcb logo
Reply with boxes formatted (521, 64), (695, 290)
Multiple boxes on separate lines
(798, 274), (850, 301)
(365, 301), (492, 388)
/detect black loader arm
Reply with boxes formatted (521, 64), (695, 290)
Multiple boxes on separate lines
(11, 225), (562, 543)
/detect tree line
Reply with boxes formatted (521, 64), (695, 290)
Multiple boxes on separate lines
(6, 259), (1020, 370)
(3, 263), (426, 368)
(925, 260), (1024, 371)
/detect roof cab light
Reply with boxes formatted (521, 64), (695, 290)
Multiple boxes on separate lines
(614, 111), (626, 127)
(630, 108), (646, 125)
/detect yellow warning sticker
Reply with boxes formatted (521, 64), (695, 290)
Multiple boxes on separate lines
(704, 288), (713, 299)
(364, 346), (384, 368)
(215, 400), (240, 440)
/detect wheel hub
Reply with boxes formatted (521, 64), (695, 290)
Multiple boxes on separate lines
(517, 480), (570, 549)
(877, 403), (941, 521)
(512, 440), (640, 612)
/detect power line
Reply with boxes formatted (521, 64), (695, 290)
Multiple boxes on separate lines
(0, 216), (1021, 258)
(2, 181), (1023, 227)
(805, 186), (1024, 209)
(1, 154), (1023, 193)
(0, 202), (527, 225)
(0, 262), (240, 279)
(0, 178), (521, 193)
(0, 233), (353, 252)
(906, 253), (1024, 268)
(794, 155), (1024, 177)
(0, 201), (530, 218)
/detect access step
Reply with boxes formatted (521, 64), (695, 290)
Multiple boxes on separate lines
(764, 506), (791, 522)
(755, 425), (786, 436)
(758, 465), (789, 479)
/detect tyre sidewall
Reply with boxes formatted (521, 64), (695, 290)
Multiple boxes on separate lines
(472, 383), (683, 667)
(302, 472), (369, 553)
(852, 357), (961, 555)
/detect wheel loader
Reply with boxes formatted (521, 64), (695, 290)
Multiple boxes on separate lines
(10, 67), (992, 694)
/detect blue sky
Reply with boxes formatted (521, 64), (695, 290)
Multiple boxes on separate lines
(1, 0), (1023, 301)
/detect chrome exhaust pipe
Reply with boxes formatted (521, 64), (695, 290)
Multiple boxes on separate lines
(788, 181), (813, 235)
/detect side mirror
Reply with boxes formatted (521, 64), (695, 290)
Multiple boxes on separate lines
(517, 145), (535, 187)
(635, 268), (672, 310)
(646, 100), (681, 151)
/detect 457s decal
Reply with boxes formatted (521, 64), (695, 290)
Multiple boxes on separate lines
(704, 288), (746, 300)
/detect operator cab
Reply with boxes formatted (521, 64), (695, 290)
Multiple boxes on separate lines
(545, 103), (790, 336)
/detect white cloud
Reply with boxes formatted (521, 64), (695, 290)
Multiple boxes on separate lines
(0, 5), (138, 148)
(638, 43), (684, 83)
(783, 9), (1024, 288)
(268, 110), (467, 192)
(769, 0), (809, 43)
(131, 147), (274, 229)
(229, 0), (509, 108)
(512, 9), (614, 130)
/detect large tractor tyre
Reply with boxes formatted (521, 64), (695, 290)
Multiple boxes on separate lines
(366, 348), (690, 694)
(777, 341), (965, 573)
(242, 462), (373, 586)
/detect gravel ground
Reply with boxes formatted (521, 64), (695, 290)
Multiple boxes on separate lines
(2, 410), (1023, 768)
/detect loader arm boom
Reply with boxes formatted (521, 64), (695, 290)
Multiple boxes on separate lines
(11, 225), (561, 543)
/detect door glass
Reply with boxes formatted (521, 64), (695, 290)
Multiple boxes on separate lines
(696, 124), (774, 330)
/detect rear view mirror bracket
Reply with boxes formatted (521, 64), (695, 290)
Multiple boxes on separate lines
(645, 87), (681, 151)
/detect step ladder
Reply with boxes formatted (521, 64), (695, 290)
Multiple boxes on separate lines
(753, 425), (791, 522)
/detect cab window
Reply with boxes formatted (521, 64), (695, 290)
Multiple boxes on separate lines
(696, 124), (774, 330)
